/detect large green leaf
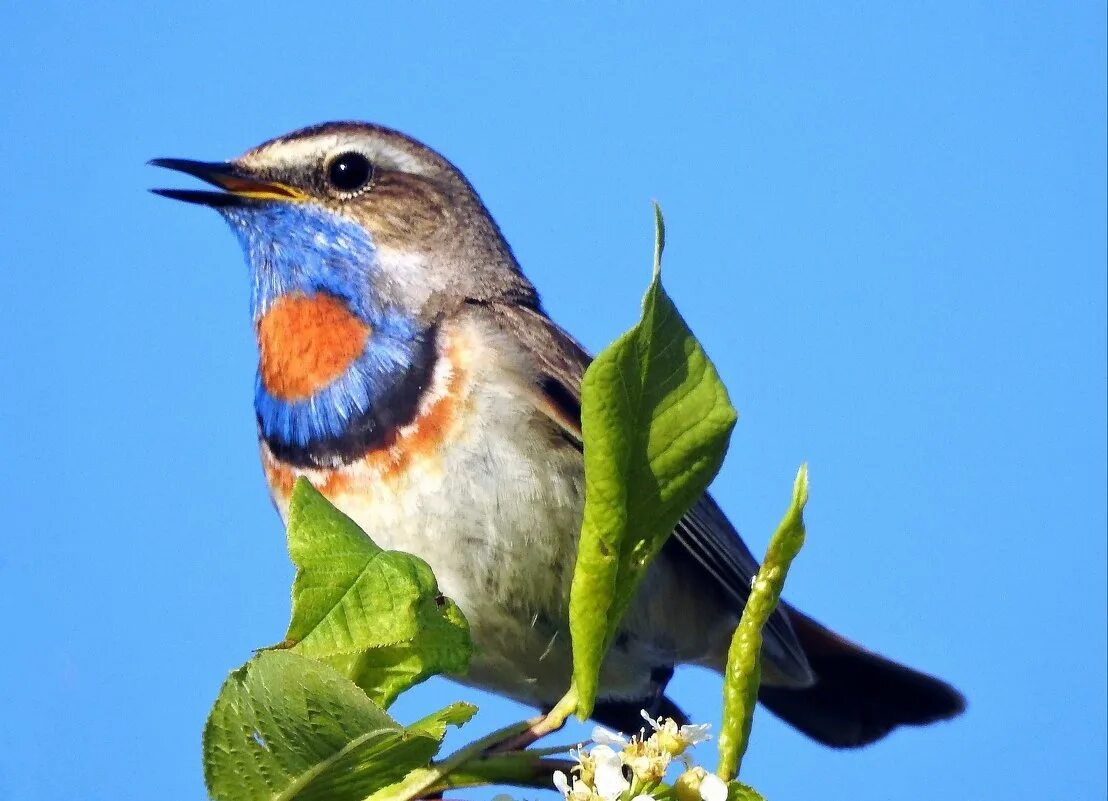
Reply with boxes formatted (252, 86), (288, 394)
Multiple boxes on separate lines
(203, 651), (475, 801)
(282, 480), (472, 705)
(717, 465), (808, 781)
(569, 205), (739, 717)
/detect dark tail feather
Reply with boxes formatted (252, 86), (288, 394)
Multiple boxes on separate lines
(759, 606), (966, 748)
(592, 694), (689, 736)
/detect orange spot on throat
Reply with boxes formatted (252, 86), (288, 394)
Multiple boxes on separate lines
(257, 293), (370, 401)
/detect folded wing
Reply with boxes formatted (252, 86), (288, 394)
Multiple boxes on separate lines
(488, 301), (812, 684)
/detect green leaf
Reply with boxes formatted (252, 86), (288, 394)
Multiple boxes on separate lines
(321, 596), (471, 708)
(570, 204), (739, 717)
(727, 782), (768, 801)
(358, 702), (495, 801)
(282, 480), (472, 704)
(717, 465), (808, 781)
(203, 651), (472, 801)
(403, 701), (479, 741)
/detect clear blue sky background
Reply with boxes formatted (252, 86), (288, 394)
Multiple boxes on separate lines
(1, 3), (1104, 800)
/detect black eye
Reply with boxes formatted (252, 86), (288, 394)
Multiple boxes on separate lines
(327, 152), (373, 193)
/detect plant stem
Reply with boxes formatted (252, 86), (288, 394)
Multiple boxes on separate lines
(716, 465), (808, 781)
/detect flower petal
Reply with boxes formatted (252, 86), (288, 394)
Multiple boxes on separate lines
(679, 722), (713, 746)
(552, 770), (571, 796)
(592, 725), (629, 747)
(592, 745), (630, 800)
(699, 773), (728, 801)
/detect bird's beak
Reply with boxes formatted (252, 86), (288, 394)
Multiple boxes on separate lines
(148, 158), (307, 207)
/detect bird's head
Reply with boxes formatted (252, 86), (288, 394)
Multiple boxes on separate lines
(152, 122), (536, 456)
(152, 122), (535, 325)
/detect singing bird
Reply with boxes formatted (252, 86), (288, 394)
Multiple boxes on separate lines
(152, 122), (964, 747)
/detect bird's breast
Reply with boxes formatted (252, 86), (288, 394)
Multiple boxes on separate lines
(259, 312), (589, 704)
(261, 316), (476, 497)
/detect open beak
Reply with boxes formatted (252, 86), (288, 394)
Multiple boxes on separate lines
(149, 158), (306, 207)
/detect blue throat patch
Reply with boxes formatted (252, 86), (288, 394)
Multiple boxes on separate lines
(219, 201), (428, 452)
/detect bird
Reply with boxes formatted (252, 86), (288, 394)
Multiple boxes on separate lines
(151, 121), (964, 747)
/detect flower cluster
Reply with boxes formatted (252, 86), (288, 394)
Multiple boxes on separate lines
(551, 711), (727, 801)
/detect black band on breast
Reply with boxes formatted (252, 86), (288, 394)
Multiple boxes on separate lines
(262, 325), (440, 469)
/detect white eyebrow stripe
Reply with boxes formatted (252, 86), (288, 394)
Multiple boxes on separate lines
(238, 132), (431, 176)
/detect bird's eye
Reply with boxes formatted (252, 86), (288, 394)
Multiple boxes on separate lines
(326, 152), (374, 194)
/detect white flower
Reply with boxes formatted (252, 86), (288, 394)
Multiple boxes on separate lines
(552, 769), (592, 801)
(591, 725), (629, 748)
(591, 744), (630, 800)
(640, 709), (712, 753)
(630, 795), (658, 801)
(678, 722), (712, 746)
(698, 773), (728, 801)
(624, 750), (661, 781)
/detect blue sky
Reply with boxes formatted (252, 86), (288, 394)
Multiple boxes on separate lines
(1, 3), (1104, 799)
